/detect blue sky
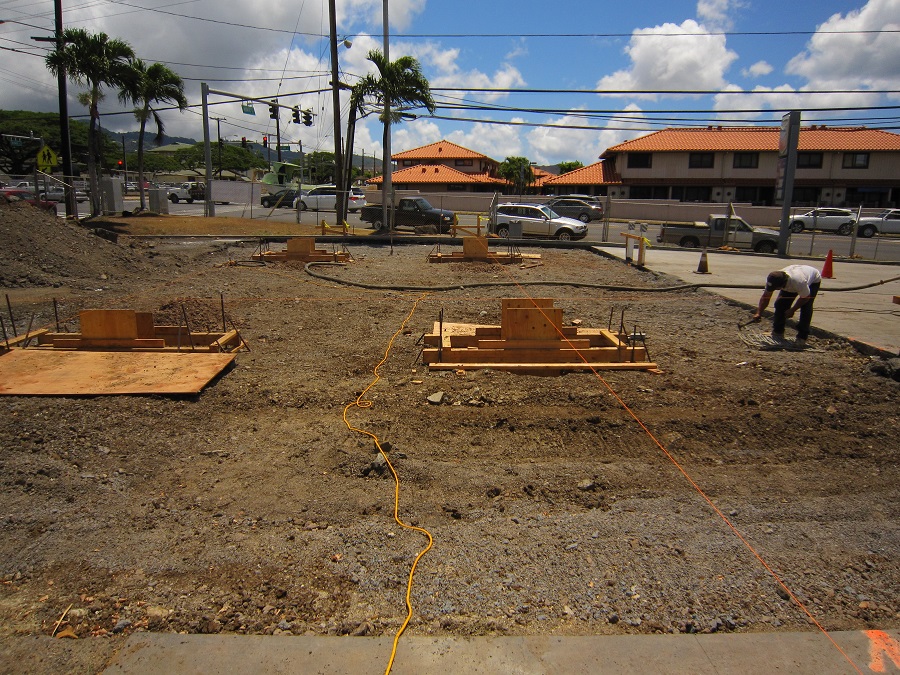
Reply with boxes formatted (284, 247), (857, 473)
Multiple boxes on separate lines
(2, 0), (899, 166)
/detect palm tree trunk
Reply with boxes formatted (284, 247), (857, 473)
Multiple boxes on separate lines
(87, 96), (101, 217)
(138, 114), (147, 210)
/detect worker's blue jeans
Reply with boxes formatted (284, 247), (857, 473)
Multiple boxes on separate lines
(773, 282), (820, 340)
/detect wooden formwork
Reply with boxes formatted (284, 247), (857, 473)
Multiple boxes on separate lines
(251, 237), (351, 263)
(422, 299), (657, 375)
(427, 236), (541, 264)
(8, 309), (245, 353)
(0, 309), (242, 395)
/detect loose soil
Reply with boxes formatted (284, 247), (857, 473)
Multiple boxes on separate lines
(0, 206), (897, 673)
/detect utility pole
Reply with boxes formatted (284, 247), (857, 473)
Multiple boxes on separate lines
(328, 0), (345, 227)
(31, 0), (75, 216)
(211, 116), (224, 177)
(382, 0), (392, 232)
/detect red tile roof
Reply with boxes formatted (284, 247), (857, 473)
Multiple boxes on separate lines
(368, 164), (506, 185)
(602, 127), (900, 155)
(544, 161), (621, 185)
(392, 140), (495, 161)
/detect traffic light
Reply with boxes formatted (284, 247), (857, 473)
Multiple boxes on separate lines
(292, 106), (301, 124)
(262, 136), (268, 148)
(241, 137), (247, 148)
(302, 110), (312, 126)
(117, 160), (123, 167)
(269, 103), (278, 120)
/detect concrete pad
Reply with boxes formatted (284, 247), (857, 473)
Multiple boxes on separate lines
(594, 246), (900, 355)
(100, 630), (899, 674)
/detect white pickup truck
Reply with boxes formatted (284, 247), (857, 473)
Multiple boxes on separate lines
(657, 214), (780, 253)
(167, 182), (206, 204)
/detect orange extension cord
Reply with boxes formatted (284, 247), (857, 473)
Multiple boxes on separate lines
(341, 293), (434, 675)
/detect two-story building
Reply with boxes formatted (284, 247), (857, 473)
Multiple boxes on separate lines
(600, 126), (900, 208)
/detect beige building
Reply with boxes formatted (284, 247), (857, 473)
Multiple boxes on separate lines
(601, 126), (900, 208)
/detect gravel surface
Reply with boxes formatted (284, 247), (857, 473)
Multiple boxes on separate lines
(0, 204), (898, 672)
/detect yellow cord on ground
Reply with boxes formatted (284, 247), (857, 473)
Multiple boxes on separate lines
(341, 293), (433, 675)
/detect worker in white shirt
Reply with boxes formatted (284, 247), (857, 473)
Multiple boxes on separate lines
(752, 264), (822, 345)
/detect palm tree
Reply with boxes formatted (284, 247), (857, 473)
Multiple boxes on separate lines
(346, 50), (434, 228)
(120, 60), (187, 210)
(46, 28), (135, 217)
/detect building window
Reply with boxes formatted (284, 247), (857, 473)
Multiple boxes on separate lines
(842, 153), (869, 169)
(688, 152), (714, 169)
(454, 159), (473, 167)
(402, 160), (415, 167)
(627, 153), (652, 169)
(733, 152), (759, 169)
(629, 186), (668, 200)
(796, 152), (823, 169)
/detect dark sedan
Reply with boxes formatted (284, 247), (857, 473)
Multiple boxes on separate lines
(261, 189), (299, 208)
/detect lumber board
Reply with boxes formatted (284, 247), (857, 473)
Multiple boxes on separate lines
(501, 307), (564, 340)
(0, 349), (235, 395)
(475, 338), (593, 350)
(79, 309), (138, 339)
(423, 346), (648, 364)
(135, 312), (155, 339)
(426, 361), (658, 373)
(51, 337), (167, 349)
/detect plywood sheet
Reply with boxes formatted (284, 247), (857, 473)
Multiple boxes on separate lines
(0, 349), (235, 396)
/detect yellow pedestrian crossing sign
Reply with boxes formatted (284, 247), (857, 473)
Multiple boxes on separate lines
(36, 147), (58, 172)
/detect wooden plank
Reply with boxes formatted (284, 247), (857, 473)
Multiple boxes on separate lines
(0, 350), (235, 395)
(501, 307), (563, 340)
(135, 312), (156, 339)
(475, 338), (593, 350)
(79, 309), (139, 339)
(462, 237), (490, 259)
(51, 338), (167, 349)
(427, 361), (658, 372)
(285, 237), (317, 254)
(423, 346), (648, 364)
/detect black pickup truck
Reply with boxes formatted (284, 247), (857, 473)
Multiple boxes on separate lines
(359, 197), (457, 233)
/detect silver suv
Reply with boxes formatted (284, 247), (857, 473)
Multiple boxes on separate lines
(491, 203), (588, 240)
(544, 196), (604, 222)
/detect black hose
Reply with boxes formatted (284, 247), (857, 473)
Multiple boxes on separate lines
(304, 262), (900, 294)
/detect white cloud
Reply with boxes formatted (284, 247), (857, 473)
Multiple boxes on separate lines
(445, 122), (524, 161)
(742, 61), (773, 78)
(696, 0), (741, 32)
(525, 105), (653, 165)
(408, 42), (526, 103)
(596, 20), (738, 97)
(786, 0), (900, 93)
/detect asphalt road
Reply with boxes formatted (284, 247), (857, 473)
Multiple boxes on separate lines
(122, 200), (900, 262)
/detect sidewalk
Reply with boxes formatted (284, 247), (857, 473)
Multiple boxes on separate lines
(594, 246), (900, 356)
(100, 630), (899, 674)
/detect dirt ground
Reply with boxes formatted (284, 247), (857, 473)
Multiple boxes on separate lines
(0, 205), (898, 673)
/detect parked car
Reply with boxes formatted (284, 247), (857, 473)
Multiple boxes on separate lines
(297, 185), (337, 211)
(543, 196), (604, 223)
(0, 188), (58, 213)
(490, 203), (588, 241)
(297, 185), (366, 212)
(657, 214), (779, 253)
(789, 208), (856, 235)
(39, 186), (89, 203)
(348, 187), (367, 212)
(855, 209), (900, 237)
(359, 197), (456, 233)
(260, 189), (300, 208)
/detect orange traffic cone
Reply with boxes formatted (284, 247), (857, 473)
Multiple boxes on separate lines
(822, 249), (834, 279)
(695, 250), (711, 274)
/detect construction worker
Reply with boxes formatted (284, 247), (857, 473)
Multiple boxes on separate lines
(752, 264), (822, 345)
